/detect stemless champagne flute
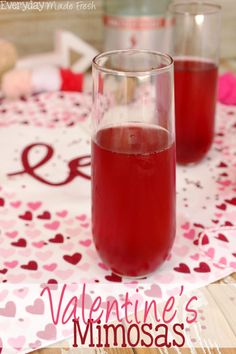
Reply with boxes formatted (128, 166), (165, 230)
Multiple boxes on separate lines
(169, 2), (221, 165)
(92, 50), (176, 278)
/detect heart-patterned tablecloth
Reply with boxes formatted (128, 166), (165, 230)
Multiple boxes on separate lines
(0, 92), (235, 353)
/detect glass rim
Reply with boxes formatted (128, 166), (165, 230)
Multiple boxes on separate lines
(92, 49), (174, 77)
(169, 2), (221, 15)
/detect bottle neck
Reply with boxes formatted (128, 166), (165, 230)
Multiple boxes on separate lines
(104, 0), (172, 17)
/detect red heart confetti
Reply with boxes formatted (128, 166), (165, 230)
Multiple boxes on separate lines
(11, 238), (27, 248)
(21, 261), (38, 271)
(19, 211), (32, 221)
(40, 279), (58, 290)
(193, 223), (204, 229)
(217, 162), (228, 168)
(216, 203), (227, 210)
(216, 233), (229, 243)
(202, 234), (209, 245)
(37, 211), (51, 220)
(49, 233), (64, 243)
(174, 263), (191, 274)
(223, 221), (233, 226)
(0, 268), (8, 275)
(63, 253), (82, 265)
(194, 262), (211, 273)
(225, 197), (236, 206)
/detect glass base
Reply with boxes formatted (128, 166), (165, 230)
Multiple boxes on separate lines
(111, 270), (150, 280)
(177, 154), (208, 166)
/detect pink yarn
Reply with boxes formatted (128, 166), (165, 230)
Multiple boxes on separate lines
(218, 72), (236, 105)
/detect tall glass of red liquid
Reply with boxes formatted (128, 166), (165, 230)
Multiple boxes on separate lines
(92, 50), (176, 277)
(169, 3), (221, 165)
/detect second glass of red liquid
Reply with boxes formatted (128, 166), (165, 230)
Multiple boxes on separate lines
(92, 50), (176, 278)
(170, 2), (221, 165)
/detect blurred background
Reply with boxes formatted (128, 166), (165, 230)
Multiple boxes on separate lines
(0, 0), (235, 59)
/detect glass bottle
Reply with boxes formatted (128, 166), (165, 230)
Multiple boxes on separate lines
(103, 0), (172, 52)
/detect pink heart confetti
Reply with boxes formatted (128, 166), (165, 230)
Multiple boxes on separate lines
(8, 336), (25, 351)
(26, 299), (45, 315)
(27, 201), (42, 211)
(44, 221), (60, 230)
(43, 263), (57, 272)
(4, 260), (18, 269)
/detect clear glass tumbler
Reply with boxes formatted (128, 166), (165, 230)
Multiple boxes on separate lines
(92, 50), (176, 278)
(169, 2), (221, 165)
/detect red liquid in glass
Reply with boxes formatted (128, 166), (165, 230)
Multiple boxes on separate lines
(174, 59), (218, 165)
(92, 125), (176, 277)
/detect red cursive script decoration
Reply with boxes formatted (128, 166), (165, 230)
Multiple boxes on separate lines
(8, 143), (91, 186)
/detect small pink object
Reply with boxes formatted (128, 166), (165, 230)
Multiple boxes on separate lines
(218, 72), (236, 105)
